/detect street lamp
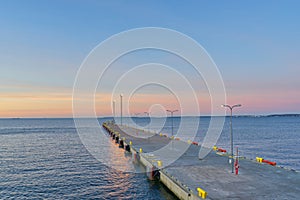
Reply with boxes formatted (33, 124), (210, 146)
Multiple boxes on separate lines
(166, 109), (178, 148)
(113, 100), (116, 123)
(120, 94), (123, 126)
(221, 104), (242, 173)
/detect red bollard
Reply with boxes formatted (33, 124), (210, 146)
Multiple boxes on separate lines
(235, 147), (239, 175)
(235, 161), (239, 175)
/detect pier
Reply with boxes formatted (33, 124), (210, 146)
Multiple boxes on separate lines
(102, 121), (300, 200)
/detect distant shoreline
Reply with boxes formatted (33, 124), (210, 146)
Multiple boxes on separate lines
(1, 114), (300, 119)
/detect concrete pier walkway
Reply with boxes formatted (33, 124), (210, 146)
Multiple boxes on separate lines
(103, 122), (300, 200)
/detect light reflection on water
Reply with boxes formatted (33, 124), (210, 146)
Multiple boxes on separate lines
(0, 118), (177, 199)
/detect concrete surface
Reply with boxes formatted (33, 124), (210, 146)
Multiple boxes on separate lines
(103, 122), (300, 200)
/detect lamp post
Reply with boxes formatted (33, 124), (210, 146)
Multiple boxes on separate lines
(120, 94), (123, 126)
(166, 109), (178, 149)
(113, 100), (116, 123)
(221, 104), (241, 173)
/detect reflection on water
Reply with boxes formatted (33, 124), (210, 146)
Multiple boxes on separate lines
(0, 118), (177, 199)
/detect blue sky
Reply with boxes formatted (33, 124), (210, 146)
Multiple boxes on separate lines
(0, 1), (299, 117)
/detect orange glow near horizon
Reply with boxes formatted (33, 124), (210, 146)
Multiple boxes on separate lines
(0, 89), (299, 118)
(0, 92), (72, 118)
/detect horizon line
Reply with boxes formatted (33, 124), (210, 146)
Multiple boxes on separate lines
(1, 113), (299, 119)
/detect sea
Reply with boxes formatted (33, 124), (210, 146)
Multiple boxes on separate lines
(1, 116), (299, 199)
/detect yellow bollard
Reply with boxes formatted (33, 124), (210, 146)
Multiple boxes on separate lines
(187, 140), (191, 144)
(157, 160), (162, 167)
(139, 148), (143, 153)
(256, 157), (263, 163)
(129, 141), (132, 145)
(159, 133), (163, 136)
(213, 146), (218, 151)
(123, 137), (126, 141)
(197, 187), (207, 199)
(170, 136), (174, 140)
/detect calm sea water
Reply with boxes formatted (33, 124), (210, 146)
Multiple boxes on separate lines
(1, 116), (299, 199)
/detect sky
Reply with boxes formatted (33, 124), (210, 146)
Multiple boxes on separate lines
(0, 0), (299, 117)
